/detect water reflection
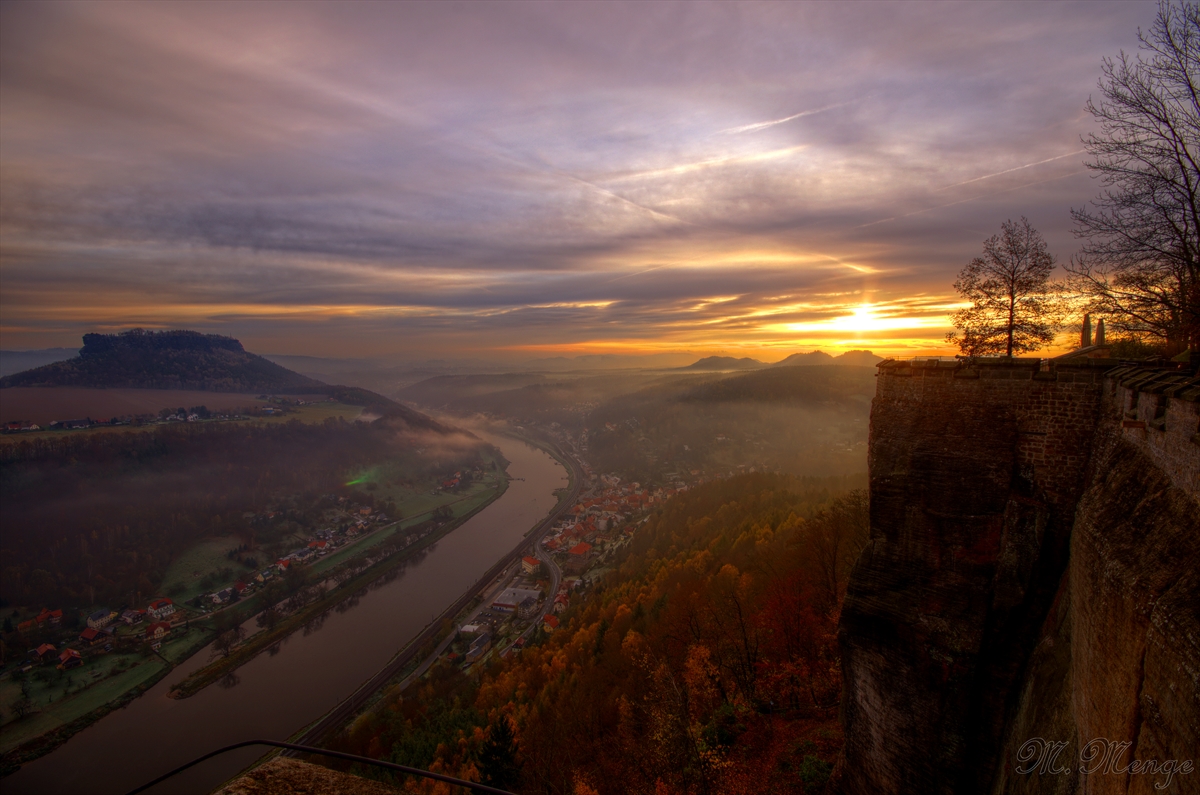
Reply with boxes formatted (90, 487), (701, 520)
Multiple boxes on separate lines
(4, 431), (567, 795)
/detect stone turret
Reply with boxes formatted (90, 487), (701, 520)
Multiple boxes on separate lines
(1081, 313), (1093, 347)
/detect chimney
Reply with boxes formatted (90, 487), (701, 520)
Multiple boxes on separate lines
(1095, 318), (1105, 346)
(1081, 313), (1092, 347)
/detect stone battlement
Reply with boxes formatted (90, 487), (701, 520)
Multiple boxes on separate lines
(1104, 363), (1200, 498)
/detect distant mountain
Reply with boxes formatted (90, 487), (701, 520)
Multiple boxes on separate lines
(1, 329), (327, 393)
(772, 351), (835, 367)
(771, 349), (883, 368)
(679, 356), (766, 371)
(679, 364), (877, 404)
(0, 329), (443, 429)
(833, 350), (884, 367)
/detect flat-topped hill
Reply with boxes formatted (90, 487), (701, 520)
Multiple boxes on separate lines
(0, 329), (326, 393)
(0, 329), (446, 431)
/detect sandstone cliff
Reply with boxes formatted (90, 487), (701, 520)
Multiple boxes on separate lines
(837, 358), (1199, 795)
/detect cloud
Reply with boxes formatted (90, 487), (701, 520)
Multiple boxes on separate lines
(0, 1), (1153, 357)
(717, 100), (863, 135)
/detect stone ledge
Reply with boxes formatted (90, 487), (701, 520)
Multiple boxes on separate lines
(214, 757), (401, 795)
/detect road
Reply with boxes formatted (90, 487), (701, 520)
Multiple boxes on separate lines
(286, 431), (583, 754)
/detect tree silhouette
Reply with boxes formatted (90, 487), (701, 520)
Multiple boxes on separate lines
(1066, 1), (1200, 355)
(948, 217), (1061, 356)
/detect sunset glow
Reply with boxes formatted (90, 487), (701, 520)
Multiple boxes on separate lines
(0, 2), (1146, 361)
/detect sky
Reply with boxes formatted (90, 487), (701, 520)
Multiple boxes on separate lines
(0, 1), (1157, 362)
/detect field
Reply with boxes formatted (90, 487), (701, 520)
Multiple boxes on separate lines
(0, 387), (284, 424)
(0, 395), (365, 445)
(0, 621), (211, 756)
(160, 536), (261, 603)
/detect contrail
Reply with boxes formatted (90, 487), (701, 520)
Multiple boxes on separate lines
(934, 150), (1085, 191)
(856, 170), (1086, 229)
(719, 99), (859, 134)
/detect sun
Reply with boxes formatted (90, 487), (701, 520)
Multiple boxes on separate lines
(830, 304), (887, 333)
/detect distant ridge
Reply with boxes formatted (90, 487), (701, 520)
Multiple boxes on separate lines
(0, 329), (444, 430)
(679, 356), (766, 371)
(772, 349), (883, 368)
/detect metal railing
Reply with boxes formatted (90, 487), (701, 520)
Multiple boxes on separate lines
(124, 739), (516, 795)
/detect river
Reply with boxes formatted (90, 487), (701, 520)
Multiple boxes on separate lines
(4, 430), (568, 795)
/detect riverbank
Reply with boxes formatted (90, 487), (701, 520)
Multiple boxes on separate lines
(281, 427), (583, 756)
(0, 463), (508, 776)
(168, 474), (509, 700)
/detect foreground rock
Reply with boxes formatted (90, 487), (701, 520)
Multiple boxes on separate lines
(214, 758), (400, 795)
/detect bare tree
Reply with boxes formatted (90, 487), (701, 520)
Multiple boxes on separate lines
(1066, 1), (1200, 355)
(948, 218), (1062, 356)
(798, 489), (870, 611)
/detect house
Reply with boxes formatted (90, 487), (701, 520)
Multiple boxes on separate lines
(568, 542), (592, 557)
(147, 598), (175, 620)
(121, 609), (146, 625)
(79, 627), (104, 646)
(35, 608), (64, 627)
(87, 609), (117, 630)
(211, 588), (234, 605)
(465, 632), (492, 663)
(517, 597), (539, 620)
(520, 556), (540, 574)
(33, 643), (57, 663)
(276, 559), (291, 572)
(145, 622), (171, 642)
(58, 648), (83, 669)
(542, 615), (560, 633)
(492, 588), (541, 613)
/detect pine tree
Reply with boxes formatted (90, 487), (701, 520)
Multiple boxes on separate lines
(478, 715), (521, 791)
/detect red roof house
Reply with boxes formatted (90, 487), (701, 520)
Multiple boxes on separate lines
(145, 622), (171, 642)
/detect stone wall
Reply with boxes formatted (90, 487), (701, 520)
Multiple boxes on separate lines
(836, 357), (1199, 795)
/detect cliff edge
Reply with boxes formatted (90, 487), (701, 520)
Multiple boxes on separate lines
(836, 358), (1199, 795)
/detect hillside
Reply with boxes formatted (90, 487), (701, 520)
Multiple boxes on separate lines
(0, 329), (444, 430)
(0, 348), (78, 378)
(585, 366), (875, 481)
(326, 474), (868, 795)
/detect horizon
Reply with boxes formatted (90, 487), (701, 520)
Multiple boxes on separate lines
(0, 1), (1153, 359)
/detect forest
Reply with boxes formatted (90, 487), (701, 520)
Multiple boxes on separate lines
(327, 473), (869, 795)
(0, 416), (490, 609)
(584, 366), (875, 481)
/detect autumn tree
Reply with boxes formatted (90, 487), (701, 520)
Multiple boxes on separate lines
(1066, 1), (1200, 356)
(948, 217), (1062, 356)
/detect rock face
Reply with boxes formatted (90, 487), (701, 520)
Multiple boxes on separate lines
(214, 757), (401, 795)
(837, 358), (1200, 795)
